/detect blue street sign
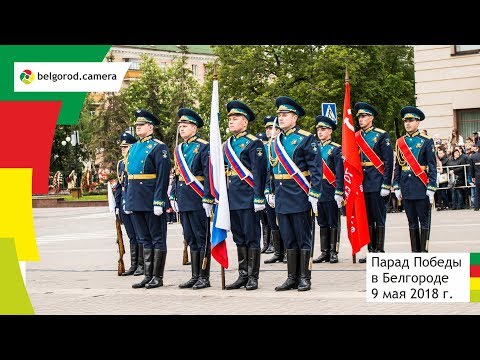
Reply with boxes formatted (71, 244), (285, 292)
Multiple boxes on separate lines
(322, 103), (337, 122)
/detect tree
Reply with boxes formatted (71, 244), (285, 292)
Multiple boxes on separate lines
(198, 45), (414, 143)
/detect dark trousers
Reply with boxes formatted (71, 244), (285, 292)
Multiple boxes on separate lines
(265, 203), (279, 231)
(476, 182), (480, 210)
(131, 211), (167, 250)
(230, 208), (261, 248)
(120, 210), (138, 245)
(403, 198), (430, 229)
(317, 200), (340, 228)
(180, 210), (208, 252)
(436, 188), (449, 208)
(364, 192), (387, 227)
(277, 211), (312, 250)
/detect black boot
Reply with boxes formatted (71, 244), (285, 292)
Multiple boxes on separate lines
(264, 230), (284, 263)
(178, 250), (200, 288)
(246, 248), (261, 290)
(359, 225), (375, 263)
(132, 247), (152, 288)
(260, 212), (271, 253)
(313, 227), (330, 263)
(409, 228), (420, 253)
(420, 228), (429, 253)
(329, 227), (339, 263)
(282, 249), (287, 263)
(133, 244), (144, 276)
(145, 249), (167, 289)
(225, 247), (248, 290)
(275, 249), (299, 291)
(375, 226), (385, 253)
(121, 243), (138, 276)
(297, 249), (312, 291)
(193, 250), (211, 289)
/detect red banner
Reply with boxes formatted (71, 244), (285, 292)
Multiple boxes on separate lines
(341, 73), (370, 255)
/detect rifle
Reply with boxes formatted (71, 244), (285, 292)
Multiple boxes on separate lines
(115, 214), (125, 276)
(309, 209), (316, 270)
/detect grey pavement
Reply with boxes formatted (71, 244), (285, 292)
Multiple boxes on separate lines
(28, 206), (480, 315)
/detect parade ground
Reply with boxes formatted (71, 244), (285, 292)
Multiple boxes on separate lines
(28, 206), (480, 315)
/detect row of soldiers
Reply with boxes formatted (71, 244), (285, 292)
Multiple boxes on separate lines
(114, 96), (437, 291)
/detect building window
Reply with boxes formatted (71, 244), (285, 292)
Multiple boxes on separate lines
(457, 109), (480, 138)
(124, 58), (141, 70)
(453, 45), (480, 55)
(192, 64), (198, 76)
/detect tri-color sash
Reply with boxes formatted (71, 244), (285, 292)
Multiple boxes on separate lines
(322, 159), (336, 186)
(273, 134), (310, 194)
(225, 137), (254, 188)
(355, 131), (385, 174)
(174, 145), (204, 197)
(396, 136), (428, 185)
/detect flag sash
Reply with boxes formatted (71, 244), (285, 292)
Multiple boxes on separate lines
(224, 137), (254, 188)
(174, 145), (204, 198)
(322, 159), (336, 185)
(396, 136), (428, 185)
(273, 134), (310, 194)
(355, 131), (385, 175)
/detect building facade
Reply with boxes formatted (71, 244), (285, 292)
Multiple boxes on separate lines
(414, 45), (480, 140)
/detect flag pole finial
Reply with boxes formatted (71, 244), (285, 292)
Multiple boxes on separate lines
(345, 65), (349, 83)
(213, 62), (218, 80)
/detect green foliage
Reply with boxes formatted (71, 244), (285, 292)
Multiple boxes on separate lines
(198, 45), (414, 143)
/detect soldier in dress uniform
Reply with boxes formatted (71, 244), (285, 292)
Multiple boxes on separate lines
(114, 132), (143, 276)
(126, 109), (171, 289)
(224, 100), (267, 291)
(312, 115), (344, 264)
(354, 102), (394, 263)
(263, 115), (286, 264)
(269, 96), (323, 292)
(170, 108), (214, 289)
(255, 131), (274, 255)
(393, 106), (437, 252)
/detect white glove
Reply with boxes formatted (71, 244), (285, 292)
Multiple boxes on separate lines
(394, 189), (402, 200)
(123, 205), (132, 215)
(154, 206), (163, 216)
(334, 194), (343, 208)
(171, 200), (179, 213)
(266, 194), (275, 208)
(426, 189), (435, 204)
(308, 196), (318, 212)
(380, 188), (390, 197)
(203, 203), (213, 217)
(254, 203), (266, 212)
(115, 208), (119, 216)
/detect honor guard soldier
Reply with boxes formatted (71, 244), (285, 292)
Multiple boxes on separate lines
(170, 108), (214, 289)
(270, 96), (323, 292)
(126, 109), (171, 289)
(224, 100), (267, 291)
(263, 115), (286, 264)
(256, 130), (274, 255)
(354, 102), (394, 263)
(393, 106), (437, 252)
(114, 132), (142, 276)
(312, 115), (344, 264)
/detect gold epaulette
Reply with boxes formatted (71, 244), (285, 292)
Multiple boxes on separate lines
(247, 134), (258, 141)
(419, 133), (432, 139)
(298, 129), (312, 136)
(330, 141), (341, 147)
(197, 138), (208, 144)
(375, 128), (386, 133)
(153, 139), (164, 144)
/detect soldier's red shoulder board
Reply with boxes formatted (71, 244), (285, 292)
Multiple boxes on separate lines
(298, 129), (311, 136)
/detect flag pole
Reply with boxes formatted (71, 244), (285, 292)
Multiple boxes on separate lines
(345, 65), (356, 264)
(213, 63), (227, 290)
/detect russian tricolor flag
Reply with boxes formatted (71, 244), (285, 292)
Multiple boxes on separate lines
(208, 74), (229, 269)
